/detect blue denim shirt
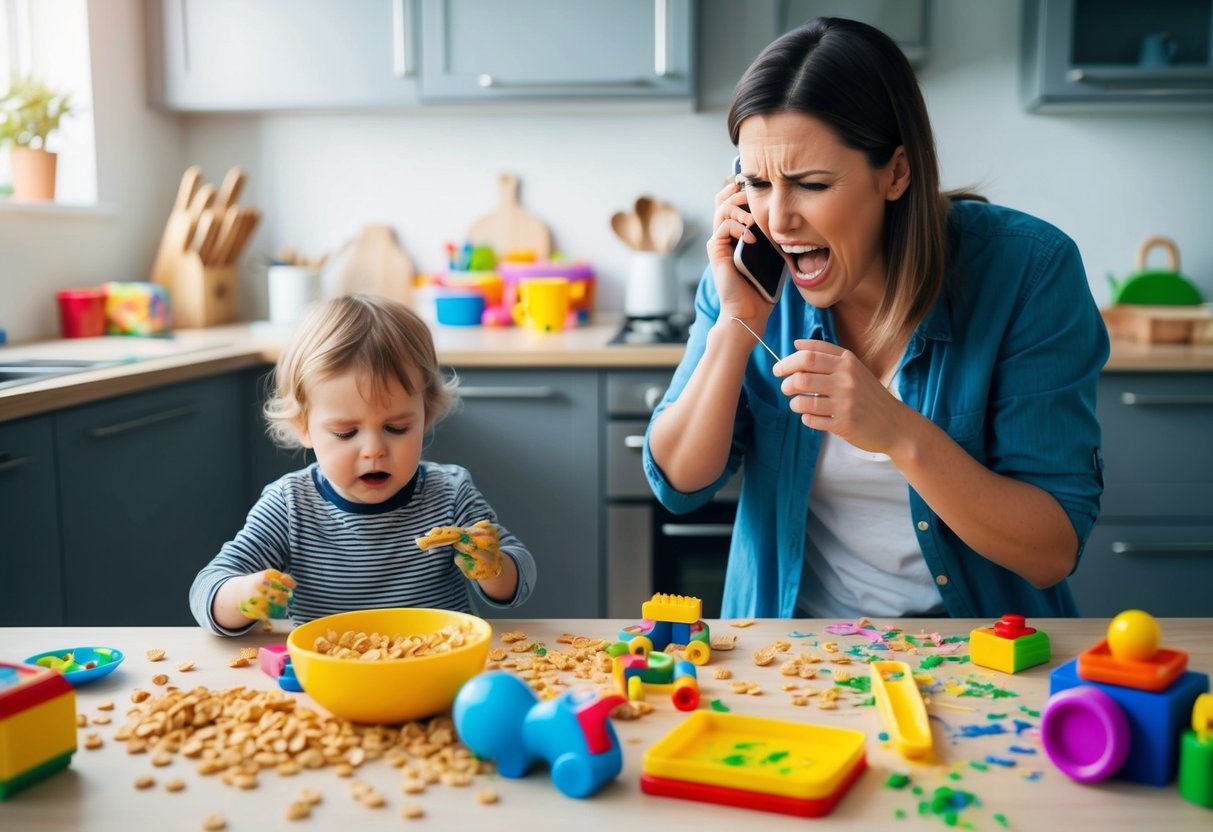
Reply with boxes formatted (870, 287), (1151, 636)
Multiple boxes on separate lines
(644, 200), (1110, 619)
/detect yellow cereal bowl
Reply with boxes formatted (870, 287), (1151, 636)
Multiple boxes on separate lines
(287, 608), (492, 724)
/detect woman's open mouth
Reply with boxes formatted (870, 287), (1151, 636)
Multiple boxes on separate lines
(782, 243), (830, 288)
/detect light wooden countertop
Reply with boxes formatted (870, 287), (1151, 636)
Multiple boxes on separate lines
(2, 318), (1210, 423)
(0, 618), (1209, 831)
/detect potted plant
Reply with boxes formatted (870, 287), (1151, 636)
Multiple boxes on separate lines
(0, 75), (72, 201)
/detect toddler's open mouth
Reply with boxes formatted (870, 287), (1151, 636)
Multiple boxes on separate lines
(360, 471), (390, 483)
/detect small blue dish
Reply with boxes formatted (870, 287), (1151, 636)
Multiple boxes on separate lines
(23, 646), (125, 687)
(434, 291), (486, 326)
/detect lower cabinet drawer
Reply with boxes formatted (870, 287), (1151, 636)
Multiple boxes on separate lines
(1069, 523), (1213, 617)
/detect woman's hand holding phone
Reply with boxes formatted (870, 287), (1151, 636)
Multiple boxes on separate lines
(708, 174), (777, 332)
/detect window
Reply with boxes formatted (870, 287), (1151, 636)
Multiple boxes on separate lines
(0, 0), (95, 203)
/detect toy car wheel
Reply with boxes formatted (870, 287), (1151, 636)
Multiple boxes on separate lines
(628, 636), (653, 658)
(685, 640), (710, 666)
(627, 674), (645, 702)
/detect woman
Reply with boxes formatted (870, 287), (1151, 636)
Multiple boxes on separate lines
(644, 18), (1108, 619)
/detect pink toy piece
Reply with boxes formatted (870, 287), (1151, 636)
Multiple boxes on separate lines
(259, 644), (289, 679)
(574, 694), (628, 754)
(1041, 686), (1131, 782)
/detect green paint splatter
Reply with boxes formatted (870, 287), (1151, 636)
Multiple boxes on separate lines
(969, 761), (989, 771)
(710, 699), (729, 712)
(894, 809), (906, 820)
(765, 751), (789, 764)
(532, 645), (546, 656)
(1019, 705), (1040, 718)
(994, 812), (1009, 827)
(947, 771), (962, 781)
(912, 785), (923, 796)
(988, 713), (1007, 720)
(734, 742), (761, 750)
(886, 773), (911, 789)
(721, 755), (747, 766)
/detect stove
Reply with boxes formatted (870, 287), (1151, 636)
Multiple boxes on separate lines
(609, 315), (691, 346)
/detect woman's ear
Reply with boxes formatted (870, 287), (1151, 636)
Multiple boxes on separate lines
(885, 146), (911, 200)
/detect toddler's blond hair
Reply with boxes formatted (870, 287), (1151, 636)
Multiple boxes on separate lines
(264, 294), (458, 448)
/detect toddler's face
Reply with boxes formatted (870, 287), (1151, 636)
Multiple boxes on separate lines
(296, 369), (426, 504)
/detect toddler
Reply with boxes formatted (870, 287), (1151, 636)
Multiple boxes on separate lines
(190, 294), (536, 634)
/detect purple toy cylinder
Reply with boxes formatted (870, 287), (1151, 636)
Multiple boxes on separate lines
(1041, 686), (1131, 782)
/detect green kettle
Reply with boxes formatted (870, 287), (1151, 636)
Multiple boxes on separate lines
(1108, 236), (1203, 305)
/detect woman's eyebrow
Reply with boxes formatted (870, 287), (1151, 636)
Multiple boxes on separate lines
(781, 168), (833, 178)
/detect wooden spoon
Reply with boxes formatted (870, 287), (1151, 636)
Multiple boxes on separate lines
(611, 210), (644, 251)
(650, 203), (685, 255)
(634, 195), (656, 251)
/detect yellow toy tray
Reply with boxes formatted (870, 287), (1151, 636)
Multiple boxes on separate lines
(642, 710), (866, 800)
(870, 659), (933, 759)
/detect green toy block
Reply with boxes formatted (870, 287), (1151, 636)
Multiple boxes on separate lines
(970, 627), (1051, 674)
(1179, 731), (1213, 809)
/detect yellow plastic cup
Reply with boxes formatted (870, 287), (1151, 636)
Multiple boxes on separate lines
(512, 277), (584, 333)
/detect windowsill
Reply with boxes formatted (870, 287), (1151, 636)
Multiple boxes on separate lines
(0, 200), (118, 218)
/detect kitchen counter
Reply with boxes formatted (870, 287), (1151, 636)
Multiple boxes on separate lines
(0, 618), (1209, 831)
(1, 318), (1210, 423)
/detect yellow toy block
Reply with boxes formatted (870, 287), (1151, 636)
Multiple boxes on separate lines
(970, 614), (1051, 674)
(641, 593), (702, 625)
(0, 662), (77, 800)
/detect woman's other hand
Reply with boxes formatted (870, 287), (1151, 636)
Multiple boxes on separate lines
(773, 339), (911, 454)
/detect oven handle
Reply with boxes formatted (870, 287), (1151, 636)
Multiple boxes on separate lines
(660, 523), (734, 538)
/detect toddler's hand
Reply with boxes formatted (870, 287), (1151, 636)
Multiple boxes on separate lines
(238, 569), (296, 621)
(450, 520), (502, 580)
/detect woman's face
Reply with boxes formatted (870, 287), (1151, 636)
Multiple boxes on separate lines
(736, 111), (907, 310)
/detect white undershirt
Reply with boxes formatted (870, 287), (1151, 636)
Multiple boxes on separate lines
(797, 377), (946, 618)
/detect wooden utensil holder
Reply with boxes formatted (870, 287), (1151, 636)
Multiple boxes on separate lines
(171, 253), (240, 329)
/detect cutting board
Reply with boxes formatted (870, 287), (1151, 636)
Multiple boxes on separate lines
(467, 172), (552, 260)
(322, 225), (415, 306)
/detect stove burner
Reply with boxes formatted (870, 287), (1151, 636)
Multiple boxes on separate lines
(609, 315), (691, 346)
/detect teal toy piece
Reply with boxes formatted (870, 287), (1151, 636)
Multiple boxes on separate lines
(453, 671), (626, 798)
(23, 647), (124, 687)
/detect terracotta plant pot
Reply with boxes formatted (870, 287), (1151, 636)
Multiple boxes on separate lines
(11, 146), (57, 201)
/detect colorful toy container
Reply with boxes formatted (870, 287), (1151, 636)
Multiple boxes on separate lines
(1043, 610), (1209, 787)
(969, 613), (1051, 674)
(0, 662), (77, 799)
(641, 711), (867, 817)
(618, 593), (712, 666)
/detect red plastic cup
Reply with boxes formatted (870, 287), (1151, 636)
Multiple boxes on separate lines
(56, 288), (107, 338)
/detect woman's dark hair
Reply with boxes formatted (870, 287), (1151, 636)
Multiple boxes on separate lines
(728, 17), (979, 358)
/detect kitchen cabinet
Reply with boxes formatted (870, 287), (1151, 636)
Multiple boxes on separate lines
(424, 369), (601, 617)
(419, 0), (695, 101)
(1068, 372), (1213, 616)
(55, 375), (247, 626)
(698, 0), (929, 110)
(243, 365), (307, 506)
(0, 416), (65, 626)
(1021, 0), (1213, 110)
(146, 0), (421, 111)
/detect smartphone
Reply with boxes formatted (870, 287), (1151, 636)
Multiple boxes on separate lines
(731, 155), (788, 304)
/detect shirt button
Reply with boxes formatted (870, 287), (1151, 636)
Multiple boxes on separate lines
(917, 520), (929, 531)
(935, 575), (949, 586)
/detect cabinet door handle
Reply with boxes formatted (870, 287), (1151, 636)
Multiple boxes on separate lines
(654, 0), (669, 77)
(0, 454), (32, 473)
(624, 435), (646, 450)
(661, 523), (734, 538)
(1121, 393), (1213, 406)
(392, 0), (415, 78)
(86, 405), (198, 438)
(1067, 67), (1213, 89)
(1111, 541), (1213, 555)
(476, 74), (654, 89)
(458, 386), (558, 400)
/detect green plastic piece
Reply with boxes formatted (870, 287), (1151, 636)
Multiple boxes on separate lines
(1178, 730), (1213, 808)
(1109, 270), (1204, 305)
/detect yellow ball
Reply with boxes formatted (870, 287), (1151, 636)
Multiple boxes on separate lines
(1107, 609), (1160, 662)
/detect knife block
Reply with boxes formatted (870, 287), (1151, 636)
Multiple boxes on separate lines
(171, 253), (240, 329)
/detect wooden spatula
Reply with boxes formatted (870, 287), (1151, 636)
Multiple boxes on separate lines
(149, 166), (203, 286)
(468, 172), (552, 260)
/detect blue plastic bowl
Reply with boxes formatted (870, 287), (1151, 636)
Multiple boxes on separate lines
(24, 646), (125, 687)
(434, 292), (486, 326)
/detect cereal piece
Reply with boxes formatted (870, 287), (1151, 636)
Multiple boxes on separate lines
(202, 815), (226, 831)
(476, 789), (499, 804)
(361, 790), (386, 808)
(285, 801), (311, 821)
(710, 634), (737, 650)
(299, 788), (323, 806)
(499, 631), (527, 644)
(92, 713), (111, 725)
(228, 656), (250, 668)
(76, 713), (87, 727)
(401, 803), (424, 819)
(402, 780), (425, 795)
(334, 763), (354, 778)
(151, 673), (169, 686)
(791, 696), (808, 706)
(276, 760), (300, 776)
(84, 733), (103, 750)
(239, 647), (258, 660)
(176, 661), (195, 672)
(146, 649), (166, 662)
(135, 775), (156, 789)
(151, 752), (173, 767)
(131, 689), (151, 703)
(752, 646), (777, 666)
(781, 683), (798, 691)
(729, 619), (756, 628)
(712, 667), (733, 680)
(165, 778), (185, 792)
(97, 700), (115, 711)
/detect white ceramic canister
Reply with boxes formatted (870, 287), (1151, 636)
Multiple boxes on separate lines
(267, 265), (322, 324)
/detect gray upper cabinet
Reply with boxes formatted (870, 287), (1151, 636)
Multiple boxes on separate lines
(419, 0), (694, 101)
(1021, 0), (1213, 111)
(697, 0), (928, 111)
(146, 0), (420, 111)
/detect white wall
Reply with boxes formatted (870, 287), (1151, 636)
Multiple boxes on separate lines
(2, 0), (1211, 341)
